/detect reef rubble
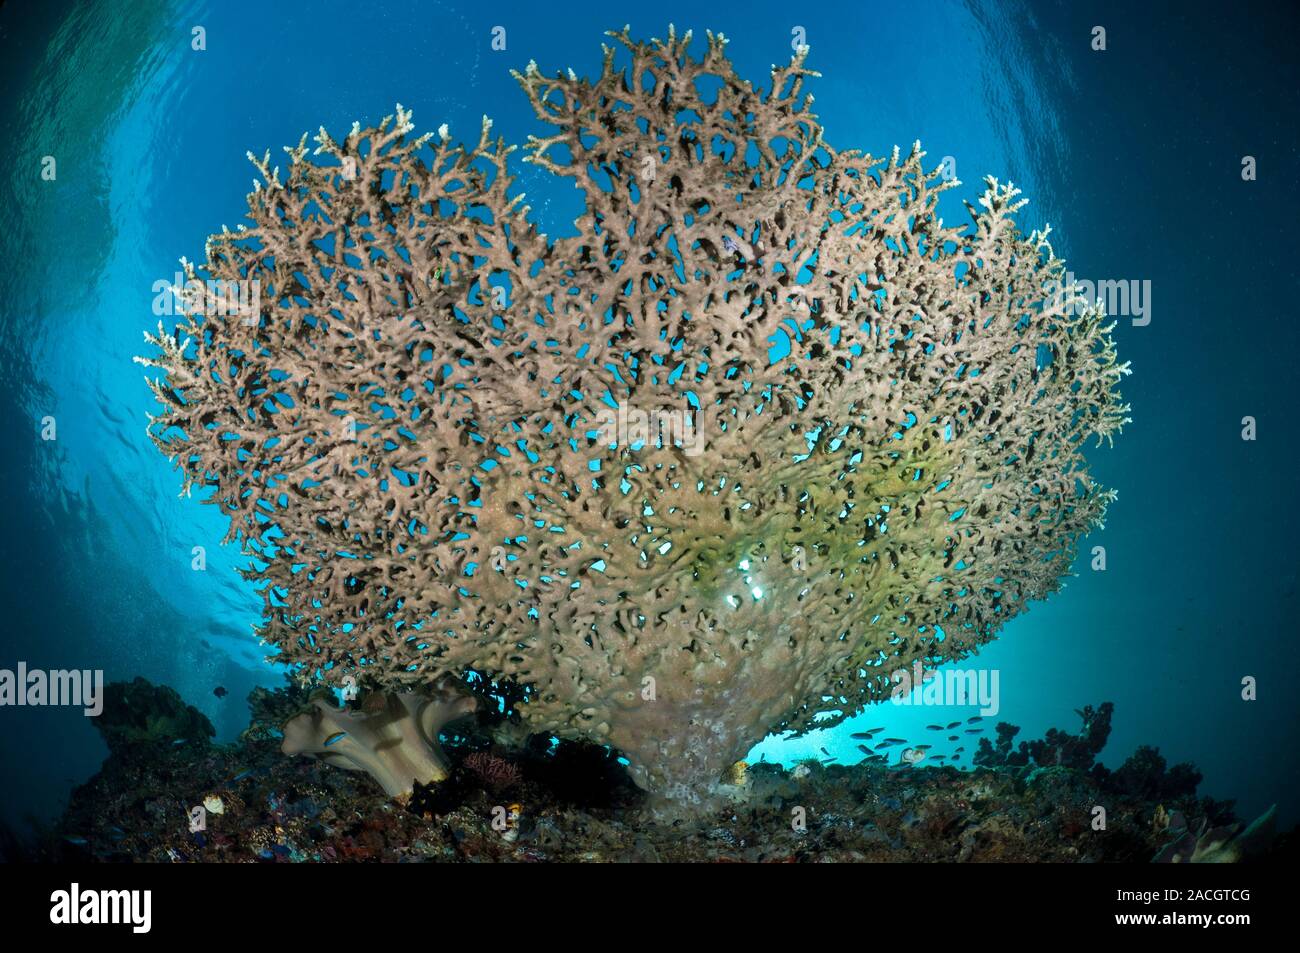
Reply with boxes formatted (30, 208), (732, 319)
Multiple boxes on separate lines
(17, 680), (1289, 864)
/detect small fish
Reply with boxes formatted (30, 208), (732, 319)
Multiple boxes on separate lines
(857, 744), (872, 755)
(947, 735), (960, 741)
(213, 686), (228, 698)
(965, 728), (983, 734)
(966, 716), (983, 724)
(820, 746), (832, 757)
(946, 721), (961, 730)
(850, 728), (884, 738)
(883, 738), (907, 745)
(926, 724), (944, 731)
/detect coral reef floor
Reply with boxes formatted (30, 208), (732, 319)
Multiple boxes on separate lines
(25, 682), (1288, 864)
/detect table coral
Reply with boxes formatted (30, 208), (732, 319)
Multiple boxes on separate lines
(137, 26), (1128, 806)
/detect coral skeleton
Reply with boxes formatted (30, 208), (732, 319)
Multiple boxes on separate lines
(138, 26), (1128, 805)
(281, 687), (477, 797)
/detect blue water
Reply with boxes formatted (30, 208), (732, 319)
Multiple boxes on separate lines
(1, 0), (1296, 832)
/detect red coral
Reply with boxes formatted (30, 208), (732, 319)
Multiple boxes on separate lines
(463, 752), (522, 792)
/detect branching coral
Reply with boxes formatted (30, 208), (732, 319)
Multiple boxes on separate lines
(137, 26), (1128, 805)
(462, 751), (523, 793)
(976, 703), (1114, 771)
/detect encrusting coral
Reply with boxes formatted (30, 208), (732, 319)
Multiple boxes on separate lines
(136, 26), (1128, 805)
(280, 685), (477, 798)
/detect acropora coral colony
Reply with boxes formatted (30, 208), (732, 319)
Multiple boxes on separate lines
(137, 26), (1129, 807)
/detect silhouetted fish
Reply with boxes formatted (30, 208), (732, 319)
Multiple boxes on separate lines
(967, 716), (983, 724)
(213, 686), (228, 698)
